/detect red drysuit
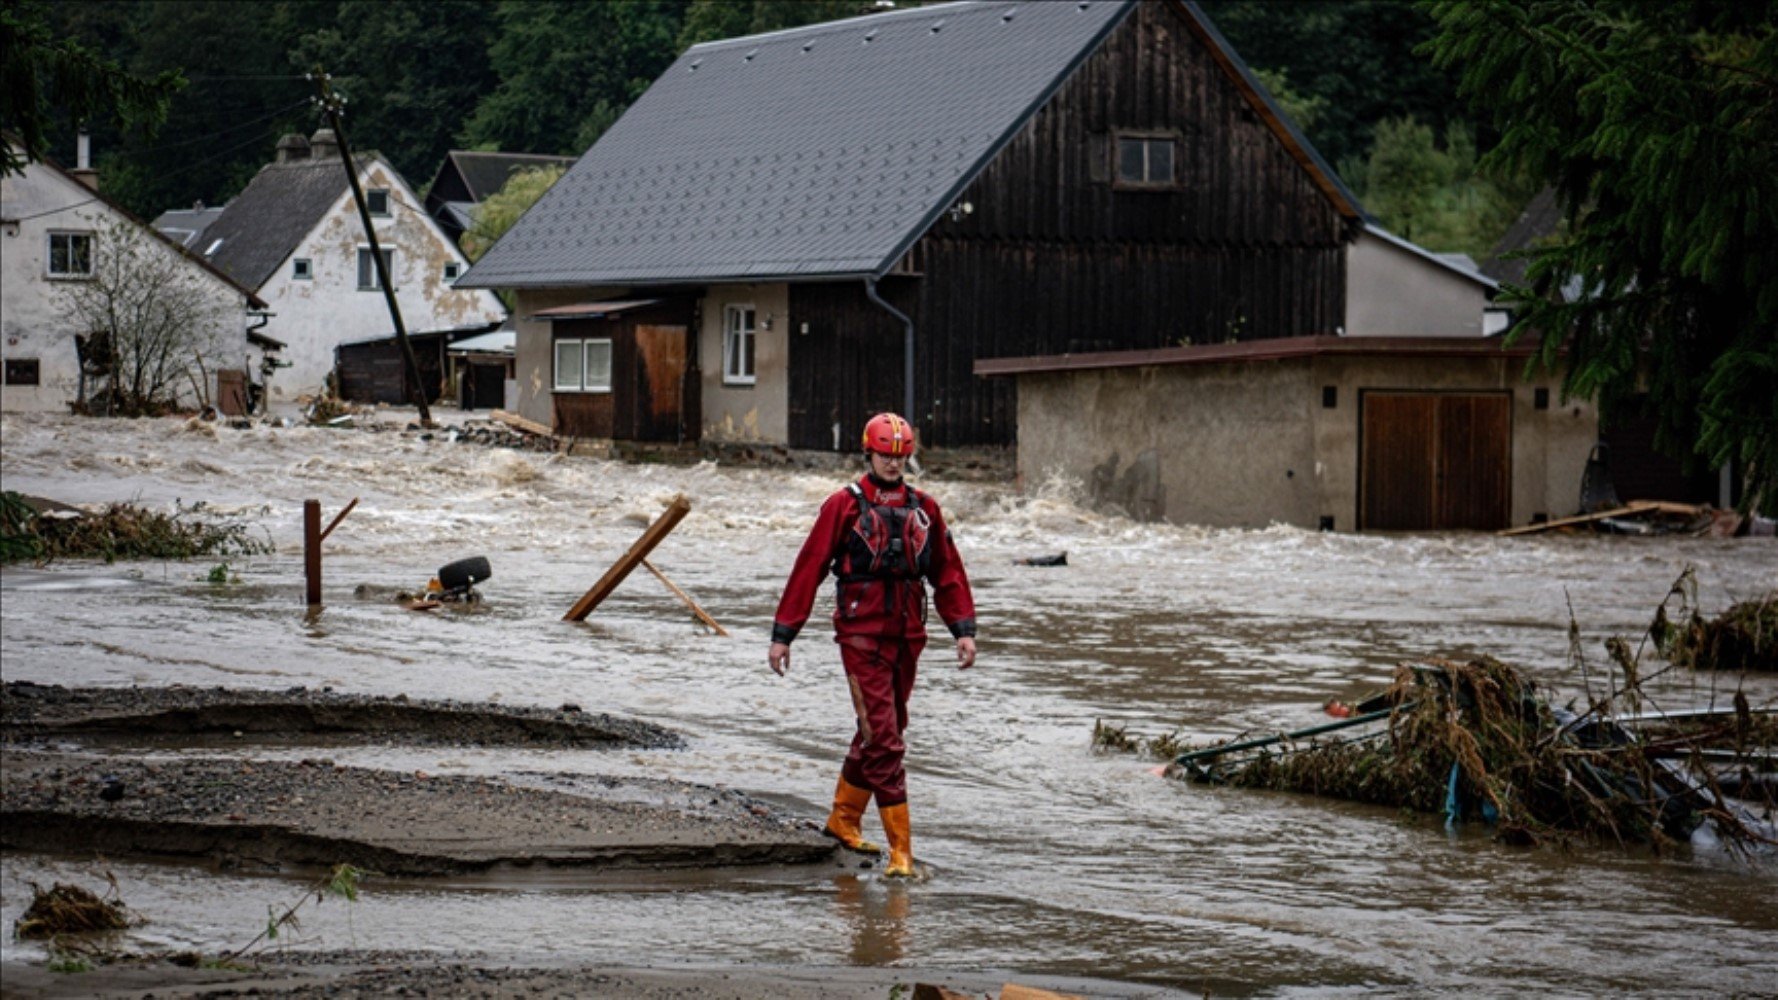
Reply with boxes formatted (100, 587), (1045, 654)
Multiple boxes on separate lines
(772, 473), (975, 805)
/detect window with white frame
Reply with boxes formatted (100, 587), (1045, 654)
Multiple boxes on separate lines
(357, 248), (394, 290)
(723, 304), (756, 385)
(47, 231), (94, 277)
(443, 262), (460, 281)
(554, 338), (612, 393)
(292, 258), (313, 280)
(366, 188), (390, 216)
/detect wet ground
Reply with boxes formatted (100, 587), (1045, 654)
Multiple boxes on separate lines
(2, 411), (1775, 996)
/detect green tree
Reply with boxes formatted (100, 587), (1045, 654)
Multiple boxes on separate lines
(0, 0), (183, 176)
(459, 163), (564, 261)
(1198, 0), (1465, 169)
(41, 0), (329, 217)
(463, 1), (688, 155)
(1426, 0), (1778, 508)
(1351, 116), (1524, 254)
(289, 1), (497, 188)
(1251, 66), (1327, 134)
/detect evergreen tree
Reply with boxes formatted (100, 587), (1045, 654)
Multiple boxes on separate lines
(1427, 0), (1778, 508)
(1, 0), (183, 177)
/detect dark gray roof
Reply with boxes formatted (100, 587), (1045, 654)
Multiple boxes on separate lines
(200, 158), (357, 290)
(447, 151), (577, 202)
(1481, 187), (1562, 286)
(151, 205), (226, 248)
(460, 0), (1135, 289)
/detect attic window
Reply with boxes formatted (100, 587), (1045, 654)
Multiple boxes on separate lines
(443, 262), (461, 281)
(366, 188), (390, 216)
(1113, 132), (1177, 190)
(292, 258), (312, 280)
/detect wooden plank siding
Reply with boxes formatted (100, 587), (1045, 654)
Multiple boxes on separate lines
(786, 2), (1349, 449)
(1360, 392), (1511, 531)
(551, 302), (697, 442)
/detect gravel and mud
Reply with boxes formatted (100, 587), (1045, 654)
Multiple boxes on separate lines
(1, 682), (832, 876)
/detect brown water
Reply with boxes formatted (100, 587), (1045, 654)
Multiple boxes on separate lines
(2, 412), (1774, 996)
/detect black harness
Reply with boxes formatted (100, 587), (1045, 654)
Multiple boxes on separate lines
(838, 482), (932, 582)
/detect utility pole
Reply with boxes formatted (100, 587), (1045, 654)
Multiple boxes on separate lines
(310, 68), (432, 426)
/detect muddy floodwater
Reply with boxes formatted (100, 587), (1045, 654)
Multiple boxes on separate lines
(2, 412), (1774, 996)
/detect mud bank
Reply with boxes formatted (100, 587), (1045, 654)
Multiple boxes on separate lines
(1, 750), (833, 875)
(0, 954), (1168, 1000)
(1, 681), (681, 749)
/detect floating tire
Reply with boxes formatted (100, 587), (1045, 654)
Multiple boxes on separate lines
(437, 556), (492, 591)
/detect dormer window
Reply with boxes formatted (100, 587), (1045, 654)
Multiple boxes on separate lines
(366, 188), (390, 216)
(1113, 132), (1177, 190)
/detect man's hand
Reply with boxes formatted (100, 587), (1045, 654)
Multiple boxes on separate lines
(768, 641), (791, 676)
(956, 636), (977, 670)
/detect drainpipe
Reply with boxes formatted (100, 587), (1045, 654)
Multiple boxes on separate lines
(864, 277), (914, 425)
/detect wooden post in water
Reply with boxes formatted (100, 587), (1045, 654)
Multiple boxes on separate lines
(303, 500), (322, 606)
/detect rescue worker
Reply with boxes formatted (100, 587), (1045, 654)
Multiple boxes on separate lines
(768, 412), (977, 878)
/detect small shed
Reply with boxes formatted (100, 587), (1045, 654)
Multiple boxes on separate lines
(977, 336), (1600, 532)
(528, 299), (698, 442)
(335, 321), (502, 405)
(446, 327), (515, 411)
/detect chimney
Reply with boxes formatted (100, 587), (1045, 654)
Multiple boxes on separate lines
(308, 128), (339, 160)
(70, 128), (98, 190)
(274, 133), (311, 164)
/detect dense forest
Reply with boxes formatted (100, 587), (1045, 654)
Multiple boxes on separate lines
(28, 0), (1522, 256)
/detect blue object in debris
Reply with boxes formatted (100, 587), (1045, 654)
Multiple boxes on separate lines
(1445, 762), (1463, 830)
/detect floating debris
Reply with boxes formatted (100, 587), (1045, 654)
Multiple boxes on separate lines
(1168, 656), (1777, 850)
(1, 491), (270, 565)
(14, 880), (136, 938)
(1656, 591), (1777, 673)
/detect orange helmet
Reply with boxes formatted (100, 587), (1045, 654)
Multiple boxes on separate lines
(862, 412), (916, 456)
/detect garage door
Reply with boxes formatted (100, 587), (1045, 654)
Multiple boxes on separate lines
(1361, 392), (1511, 531)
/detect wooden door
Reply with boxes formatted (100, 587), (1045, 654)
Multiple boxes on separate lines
(633, 324), (688, 442)
(1361, 392), (1511, 531)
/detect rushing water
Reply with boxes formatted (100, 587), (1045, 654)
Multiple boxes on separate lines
(1, 411), (1774, 996)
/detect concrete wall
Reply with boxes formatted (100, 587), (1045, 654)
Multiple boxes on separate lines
(1016, 356), (1597, 530)
(698, 282), (789, 443)
(1, 160), (251, 413)
(1346, 229), (1490, 337)
(262, 160), (505, 398)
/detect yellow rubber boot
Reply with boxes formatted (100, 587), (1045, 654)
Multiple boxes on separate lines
(880, 802), (914, 878)
(823, 776), (881, 854)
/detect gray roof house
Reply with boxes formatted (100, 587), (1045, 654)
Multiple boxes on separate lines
(177, 129), (506, 399)
(457, 0), (1509, 497)
(422, 150), (578, 246)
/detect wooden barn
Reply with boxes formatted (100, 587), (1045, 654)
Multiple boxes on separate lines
(459, 0), (1503, 460)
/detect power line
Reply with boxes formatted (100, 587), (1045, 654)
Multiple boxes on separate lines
(112, 97), (313, 156)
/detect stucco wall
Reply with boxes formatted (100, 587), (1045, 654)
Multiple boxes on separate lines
(509, 287), (610, 428)
(1, 163), (250, 413)
(261, 161), (505, 398)
(698, 283), (789, 443)
(1016, 356), (1597, 530)
(1345, 230), (1489, 337)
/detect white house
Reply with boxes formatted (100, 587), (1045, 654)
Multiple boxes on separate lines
(167, 130), (506, 399)
(1, 136), (269, 414)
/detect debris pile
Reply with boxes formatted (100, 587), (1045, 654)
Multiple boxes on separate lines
(1166, 653), (1774, 850)
(1656, 593), (1778, 672)
(14, 881), (135, 938)
(1, 492), (270, 565)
